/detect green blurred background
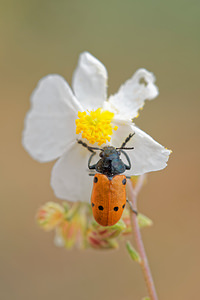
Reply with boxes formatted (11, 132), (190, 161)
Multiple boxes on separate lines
(1, 1), (200, 299)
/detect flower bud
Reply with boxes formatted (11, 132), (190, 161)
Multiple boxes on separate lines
(55, 204), (87, 249)
(87, 220), (126, 249)
(36, 202), (64, 231)
(137, 213), (153, 229)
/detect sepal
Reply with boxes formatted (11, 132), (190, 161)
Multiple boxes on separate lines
(126, 241), (141, 263)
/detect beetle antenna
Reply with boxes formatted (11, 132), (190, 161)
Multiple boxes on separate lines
(77, 139), (94, 153)
(77, 139), (103, 153)
(90, 147), (103, 151)
(116, 147), (134, 150)
(120, 133), (135, 148)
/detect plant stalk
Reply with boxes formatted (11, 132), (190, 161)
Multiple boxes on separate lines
(127, 176), (158, 300)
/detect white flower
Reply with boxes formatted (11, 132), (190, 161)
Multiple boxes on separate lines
(23, 52), (171, 203)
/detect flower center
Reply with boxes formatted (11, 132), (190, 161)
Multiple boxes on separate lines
(75, 108), (118, 145)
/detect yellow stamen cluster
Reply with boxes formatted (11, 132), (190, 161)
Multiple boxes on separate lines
(75, 108), (118, 145)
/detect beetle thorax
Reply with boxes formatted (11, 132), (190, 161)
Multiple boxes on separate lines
(95, 146), (125, 177)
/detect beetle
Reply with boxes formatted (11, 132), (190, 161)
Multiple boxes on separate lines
(77, 133), (137, 226)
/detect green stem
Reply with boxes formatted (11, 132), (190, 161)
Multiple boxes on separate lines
(127, 176), (158, 300)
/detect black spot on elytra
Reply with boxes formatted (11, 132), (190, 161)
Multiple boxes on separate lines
(122, 178), (126, 185)
(114, 206), (119, 211)
(98, 205), (104, 211)
(94, 177), (98, 183)
(122, 204), (125, 209)
(92, 203), (94, 207)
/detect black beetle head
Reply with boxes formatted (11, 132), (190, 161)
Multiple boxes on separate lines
(99, 146), (120, 158)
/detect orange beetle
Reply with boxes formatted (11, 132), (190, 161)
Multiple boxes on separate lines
(77, 133), (136, 226)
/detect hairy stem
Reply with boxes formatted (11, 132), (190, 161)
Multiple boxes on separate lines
(127, 176), (158, 300)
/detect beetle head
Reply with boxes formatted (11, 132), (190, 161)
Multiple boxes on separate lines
(99, 146), (120, 159)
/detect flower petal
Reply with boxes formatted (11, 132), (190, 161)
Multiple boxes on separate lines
(72, 52), (108, 110)
(22, 75), (82, 162)
(108, 69), (159, 120)
(111, 122), (171, 175)
(51, 141), (94, 202)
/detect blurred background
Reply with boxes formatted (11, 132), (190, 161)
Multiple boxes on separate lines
(1, 1), (200, 299)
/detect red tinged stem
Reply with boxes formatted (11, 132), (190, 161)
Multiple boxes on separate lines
(127, 176), (158, 300)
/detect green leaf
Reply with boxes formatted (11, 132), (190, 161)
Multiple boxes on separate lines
(137, 213), (153, 229)
(126, 241), (141, 263)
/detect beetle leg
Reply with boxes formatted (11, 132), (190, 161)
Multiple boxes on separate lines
(89, 173), (95, 176)
(121, 150), (131, 170)
(88, 152), (97, 169)
(126, 199), (138, 215)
